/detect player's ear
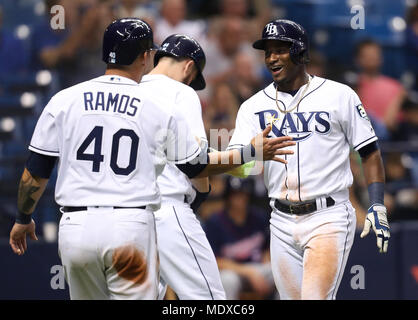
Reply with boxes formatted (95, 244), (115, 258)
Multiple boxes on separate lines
(143, 51), (151, 64)
(184, 59), (196, 77)
(143, 50), (154, 73)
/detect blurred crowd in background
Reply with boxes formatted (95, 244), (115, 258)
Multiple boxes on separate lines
(0, 0), (417, 299)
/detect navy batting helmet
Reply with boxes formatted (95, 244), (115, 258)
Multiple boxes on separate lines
(102, 18), (158, 66)
(253, 19), (310, 65)
(154, 34), (206, 90)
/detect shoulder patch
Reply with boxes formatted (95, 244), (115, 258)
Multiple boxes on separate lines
(356, 104), (369, 120)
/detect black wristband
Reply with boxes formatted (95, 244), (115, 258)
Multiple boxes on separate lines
(240, 143), (256, 164)
(16, 211), (32, 224)
(190, 185), (211, 212)
(367, 182), (384, 206)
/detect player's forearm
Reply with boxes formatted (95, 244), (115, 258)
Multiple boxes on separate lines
(177, 127), (294, 179)
(361, 150), (385, 185)
(191, 177), (210, 193)
(17, 168), (49, 215)
(361, 149), (385, 205)
(195, 149), (244, 178)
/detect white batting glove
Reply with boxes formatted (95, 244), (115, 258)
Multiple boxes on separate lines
(360, 204), (390, 253)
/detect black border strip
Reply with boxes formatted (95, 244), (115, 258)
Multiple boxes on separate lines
(353, 136), (377, 150)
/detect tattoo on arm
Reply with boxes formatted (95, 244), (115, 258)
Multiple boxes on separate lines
(17, 168), (48, 214)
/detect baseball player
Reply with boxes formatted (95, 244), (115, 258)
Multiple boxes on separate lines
(8, 18), (294, 300)
(8, 18), (190, 300)
(140, 34), (225, 300)
(227, 19), (390, 300)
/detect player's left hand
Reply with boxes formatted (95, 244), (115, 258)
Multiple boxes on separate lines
(9, 220), (38, 256)
(360, 204), (390, 253)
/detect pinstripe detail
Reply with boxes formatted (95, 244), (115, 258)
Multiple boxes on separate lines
(263, 89), (286, 110)
(331, 204), (351, 299)
(172, 146), (201, 163)
(172, 207), (214, 299)
(298, 78), (326, 104)
(29, 145), (59, 154)
(227, 143), (245, 149)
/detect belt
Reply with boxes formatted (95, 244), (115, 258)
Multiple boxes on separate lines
(62, 206), (146, 213)
(273, 197), (335, 215)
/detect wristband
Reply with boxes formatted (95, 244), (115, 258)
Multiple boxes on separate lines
(190, 185), (211, 212)
(367, 182), (384, 206)
(16, 211), (32, 224)
(240, 143), (256, 164)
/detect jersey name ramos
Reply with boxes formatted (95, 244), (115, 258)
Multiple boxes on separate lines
(29, 75), (200, 207)
(228, 76), (377, 202)
(140, 74), (207, 203)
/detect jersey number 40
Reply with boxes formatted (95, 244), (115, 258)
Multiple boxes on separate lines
(76, 126), (139, 176)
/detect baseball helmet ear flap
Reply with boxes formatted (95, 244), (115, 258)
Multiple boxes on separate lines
(290, 40), (310, 65)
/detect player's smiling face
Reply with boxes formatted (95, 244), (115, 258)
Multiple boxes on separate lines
(264, 40), (297, 84)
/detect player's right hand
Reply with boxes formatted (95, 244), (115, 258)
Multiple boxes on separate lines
(360, 204), (390, 253)
(9, 220), (38, 256)
(252, 125), (295, 164)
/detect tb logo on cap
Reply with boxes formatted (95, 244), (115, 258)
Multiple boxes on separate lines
(109, 52), (116, 63)
(265, 23), (278, 36)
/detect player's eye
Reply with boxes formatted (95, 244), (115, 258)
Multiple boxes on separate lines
(265, 51), (273, 58)
(265, 48), (287, 59)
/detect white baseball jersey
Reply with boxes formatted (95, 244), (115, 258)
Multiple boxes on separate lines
(140, 74), (207, 203)
(228, 75), (373, 299)
(228, 75), (377, 202)
(29, 75), (201, 208)
(139, 74), (226, 300)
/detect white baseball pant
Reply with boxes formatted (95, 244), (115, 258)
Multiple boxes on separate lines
(58, 206), (158, 300)
(269, 195), (356, 300)
(155, 199), (226, 300)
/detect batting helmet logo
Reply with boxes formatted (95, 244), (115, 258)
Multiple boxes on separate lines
(265, 23), (279, 36)
(109, 52), (116, 63)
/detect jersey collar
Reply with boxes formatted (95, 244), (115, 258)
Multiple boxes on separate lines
(93, 75), (139, 85)
(140, 74), (171, 83)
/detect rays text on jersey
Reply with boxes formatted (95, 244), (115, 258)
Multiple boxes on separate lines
(83, 91), (140, 117)
(255, 109), (331, 142)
